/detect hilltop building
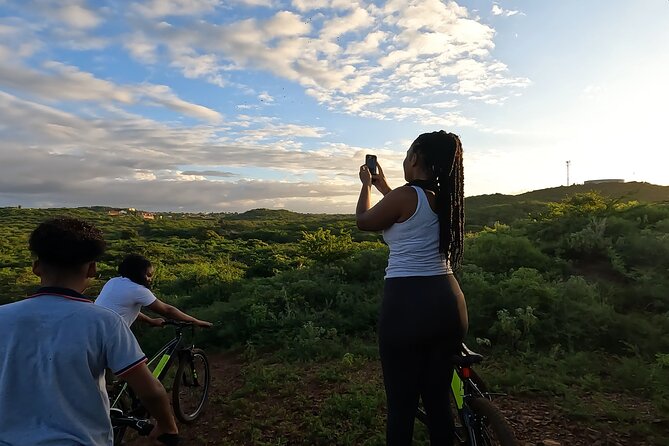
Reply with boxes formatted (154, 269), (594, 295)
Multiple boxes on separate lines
(107, 208), (157, 219)
(584, 179), (625, 185)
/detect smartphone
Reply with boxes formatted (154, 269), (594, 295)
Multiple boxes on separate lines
(365, 154), (378, 175)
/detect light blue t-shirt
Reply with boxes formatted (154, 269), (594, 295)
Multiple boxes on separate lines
(0, 287), (147, 446)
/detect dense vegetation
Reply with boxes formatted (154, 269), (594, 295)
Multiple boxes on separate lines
(1, 185), (668, 444)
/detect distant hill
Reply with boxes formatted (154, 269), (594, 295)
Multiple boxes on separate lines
(3, 182), (667, 232)
(467, 181), (669, 207)
(517, 181), (669, 203)
(465, 181), (669, 229)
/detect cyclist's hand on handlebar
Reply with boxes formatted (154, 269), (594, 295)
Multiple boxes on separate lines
(194, 319), (213, 328)
(149, 317), (166, 327)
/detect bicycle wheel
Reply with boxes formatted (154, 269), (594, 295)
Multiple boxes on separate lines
(172, 348), (210, 424)
(466, 397), (518, 446)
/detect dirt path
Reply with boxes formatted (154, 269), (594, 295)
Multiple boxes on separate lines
(127, 354), (665, 446)
(496, 396), (650, 446)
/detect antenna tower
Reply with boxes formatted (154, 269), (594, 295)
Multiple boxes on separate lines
(566, 160), (571, 186)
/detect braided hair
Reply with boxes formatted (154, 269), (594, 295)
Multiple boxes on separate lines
(408, 131), (465, 270)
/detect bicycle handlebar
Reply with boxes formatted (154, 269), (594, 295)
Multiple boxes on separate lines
(161, 320), (194, 327)
(112, 414), (153, 436)
(111, 410), (180, 445)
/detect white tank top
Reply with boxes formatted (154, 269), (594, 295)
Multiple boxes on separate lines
(382, 186), (453, 278)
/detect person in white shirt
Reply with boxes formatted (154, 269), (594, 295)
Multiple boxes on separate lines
(96, 254), (212, 328)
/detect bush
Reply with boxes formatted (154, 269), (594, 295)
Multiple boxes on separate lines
(465, 224), (552, 274)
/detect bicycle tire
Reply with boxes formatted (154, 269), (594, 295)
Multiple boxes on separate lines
(172, 348), (210, 424)
(466, 397), (518, 446)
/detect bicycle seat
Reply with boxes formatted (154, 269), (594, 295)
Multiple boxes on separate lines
(451, 343), (483, 367)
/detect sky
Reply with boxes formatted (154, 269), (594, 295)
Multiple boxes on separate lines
(0, 0), (667, 213)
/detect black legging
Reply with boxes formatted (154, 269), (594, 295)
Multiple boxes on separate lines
(379, 274), (464, 446)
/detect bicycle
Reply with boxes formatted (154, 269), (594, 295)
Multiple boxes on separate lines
(416, 343), (518, 446)
(110, 320), (211, 445)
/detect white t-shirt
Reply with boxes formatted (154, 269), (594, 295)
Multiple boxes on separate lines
(95, 277), (157, 326)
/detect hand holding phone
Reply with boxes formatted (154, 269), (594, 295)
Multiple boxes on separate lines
(365, 154), (378, 175)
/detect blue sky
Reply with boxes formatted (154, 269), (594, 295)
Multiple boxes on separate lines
(0, 0), (667, 212)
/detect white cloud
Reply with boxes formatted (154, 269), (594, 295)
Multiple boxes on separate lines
(265, 11), (311, 37)
(124, 33), (159, 64)
(428, 100), (459, 109)
(181, 170), (237, 177)
(344, 30), (386, 55)
(0, 61), (134, 103)
(131, 0), (221, 18)
(258, 92), (274, 103)
(0, 60), (222, 122)
(491, 4), (523, 17)
(136, 84), (223, 123)
(52, 1), (102, 29)
(0, 19), (44, 59)
(228, 0), (274, 6)
(320, 6), (373, 41)
(292, 0), (354, 12)
(118, 0), (527, 124)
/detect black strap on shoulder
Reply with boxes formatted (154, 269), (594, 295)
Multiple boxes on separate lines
(406, 179), (437, 192)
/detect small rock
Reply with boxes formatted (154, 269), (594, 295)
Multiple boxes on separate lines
(538, 441), (561, 446)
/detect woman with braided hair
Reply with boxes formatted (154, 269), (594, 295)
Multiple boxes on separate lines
(356, 131), (469, 445)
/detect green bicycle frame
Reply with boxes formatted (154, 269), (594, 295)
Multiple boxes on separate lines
(151, 353), (172, 378)
(111, 333), (183, 409)
(451, 371), (464, 409)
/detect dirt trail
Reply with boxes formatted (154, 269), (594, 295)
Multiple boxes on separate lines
(496, 396), (650, 446)
(127, 354), (663, 446)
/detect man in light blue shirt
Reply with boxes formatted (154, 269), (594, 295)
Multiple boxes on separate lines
(0, 218), (179, 445)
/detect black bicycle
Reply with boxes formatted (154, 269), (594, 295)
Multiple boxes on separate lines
(416, 344), (518, 446)
(110, 320), (210, 445)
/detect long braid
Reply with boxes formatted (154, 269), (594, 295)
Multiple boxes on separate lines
(449, 134), (465, 270)
(411, 131), (465, 270)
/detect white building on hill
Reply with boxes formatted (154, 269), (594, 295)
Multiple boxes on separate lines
(584, 179), (625, 185)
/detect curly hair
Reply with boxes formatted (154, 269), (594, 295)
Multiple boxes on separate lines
(409, 131), (465, 270)
(29, 218), (106, 268)
(118, 254), (153, 288)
